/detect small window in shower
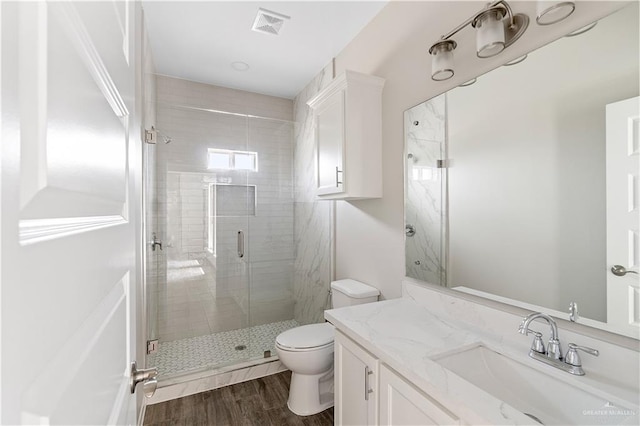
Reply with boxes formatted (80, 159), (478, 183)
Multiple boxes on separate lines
(207, 148), (258, 172)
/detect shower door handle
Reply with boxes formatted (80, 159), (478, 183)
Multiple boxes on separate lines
(237, 230), (244, 258)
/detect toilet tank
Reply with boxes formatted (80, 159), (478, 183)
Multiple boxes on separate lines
(331, 279), (380, 308)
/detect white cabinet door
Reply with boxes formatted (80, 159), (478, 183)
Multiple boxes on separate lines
(309, 71), (384, 200)
(316, 90), (345, 196)
(335, 330), (378, 425)
(379, 365), (460, 426)
(1, 1), (142, 424)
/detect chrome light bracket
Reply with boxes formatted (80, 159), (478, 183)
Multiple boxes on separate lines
(503, 13), (529, 49)
(471, 7), (506, 29)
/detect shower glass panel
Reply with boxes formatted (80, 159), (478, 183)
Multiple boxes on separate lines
(144, 138), (159, 348)
(246, 117), (296, 352)
(146, 105), (297, 382)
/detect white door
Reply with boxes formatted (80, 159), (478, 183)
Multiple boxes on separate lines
(1, 1), (143, 424)
(606, 96), (640, 339)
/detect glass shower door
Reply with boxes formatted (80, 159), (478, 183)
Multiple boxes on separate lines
(149, 105), (253, 380)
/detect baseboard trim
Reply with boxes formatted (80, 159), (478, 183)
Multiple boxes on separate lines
(147, 359), (288, 404)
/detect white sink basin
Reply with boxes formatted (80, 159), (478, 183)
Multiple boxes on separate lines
(433, 345), (638, 425)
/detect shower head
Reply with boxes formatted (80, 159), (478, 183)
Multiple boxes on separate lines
(155, 127), (172, 144)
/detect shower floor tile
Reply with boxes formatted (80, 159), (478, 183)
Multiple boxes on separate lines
(148, 319), (299, 378)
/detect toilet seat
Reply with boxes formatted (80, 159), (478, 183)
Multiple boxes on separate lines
(275, 323), (334, 351)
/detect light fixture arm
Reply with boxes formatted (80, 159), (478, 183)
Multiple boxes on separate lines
(438, 0), (513, 42)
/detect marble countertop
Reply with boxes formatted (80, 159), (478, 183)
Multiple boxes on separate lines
(325, 298), (640, 425)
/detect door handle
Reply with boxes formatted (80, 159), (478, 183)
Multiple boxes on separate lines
(237, 230), (244, 258)
(335, 166), (343, 187)
(130, 361), (158, 397)
(364, 365), (374, 401)
(611, 265), (638, 277)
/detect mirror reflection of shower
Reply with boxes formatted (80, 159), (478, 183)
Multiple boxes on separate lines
(404, 96), (447, 286)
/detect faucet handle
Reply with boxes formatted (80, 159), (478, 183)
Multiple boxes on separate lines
(564, 343), (599, 367)
(530, 331), (545, 354)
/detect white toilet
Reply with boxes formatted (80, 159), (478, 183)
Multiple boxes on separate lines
(275, 279), (380, 416)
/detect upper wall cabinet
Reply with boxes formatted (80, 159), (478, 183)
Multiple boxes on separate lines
(308, 70), (385, 200)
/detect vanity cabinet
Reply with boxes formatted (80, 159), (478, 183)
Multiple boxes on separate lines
(379, 365), (460, 425)
(307, 70), (385, 200)
(335, 330), (462, 426)
(335, 330), (379, 425)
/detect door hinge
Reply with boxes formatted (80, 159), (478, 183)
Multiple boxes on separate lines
(147, 339), (159, 354)
(144, 128), (157, 144)
(437, 159), (449, 168)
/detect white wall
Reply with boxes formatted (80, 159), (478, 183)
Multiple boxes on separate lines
(322, 0), (628, 300)
(446, 5), (639, 322)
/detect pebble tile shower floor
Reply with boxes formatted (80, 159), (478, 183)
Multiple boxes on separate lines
(149, 319), (299, 378)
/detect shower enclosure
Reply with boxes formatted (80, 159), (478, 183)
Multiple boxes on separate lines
(145, 101), (298, 382)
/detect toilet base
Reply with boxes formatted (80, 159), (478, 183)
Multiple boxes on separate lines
(287, 367), (334, 416)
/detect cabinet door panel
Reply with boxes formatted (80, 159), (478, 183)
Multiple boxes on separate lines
(379, 365), (460, 426)
(316, 90), (344, 195)
(335, 331), (378, 425)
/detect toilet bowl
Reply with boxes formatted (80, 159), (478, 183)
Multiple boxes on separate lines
(275, 323), (335, 416)
(275, 279), (379, 416)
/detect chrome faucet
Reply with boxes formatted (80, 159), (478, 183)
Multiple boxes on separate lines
(519, 312), (562, 360)
(518, 312), (599, 376)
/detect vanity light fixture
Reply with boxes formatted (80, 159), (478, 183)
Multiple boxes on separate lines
(428, 0), (529, 81)
(473, 8), (506, 58)
(429, 40), (457, 81)
(536, 1), (575, 26)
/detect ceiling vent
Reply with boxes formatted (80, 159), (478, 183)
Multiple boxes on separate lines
(251, 8), (290, 36)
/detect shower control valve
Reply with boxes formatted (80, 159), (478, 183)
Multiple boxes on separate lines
(151, 233), (163, 251)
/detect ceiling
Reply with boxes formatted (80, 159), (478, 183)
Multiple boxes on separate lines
(142, 1), (388, 99)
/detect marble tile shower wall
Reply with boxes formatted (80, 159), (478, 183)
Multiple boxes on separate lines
(404, 95), (446, 285)
(153, 76), (295, 342)
(292, 64), (334, 325)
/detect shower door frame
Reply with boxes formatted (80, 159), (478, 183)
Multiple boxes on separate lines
(143, 104), (296, 386)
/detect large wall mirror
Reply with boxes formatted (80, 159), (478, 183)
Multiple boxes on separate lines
(404, 3), (639, 339)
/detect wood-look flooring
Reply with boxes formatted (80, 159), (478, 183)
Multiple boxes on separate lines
(144, 371), (334, 426)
